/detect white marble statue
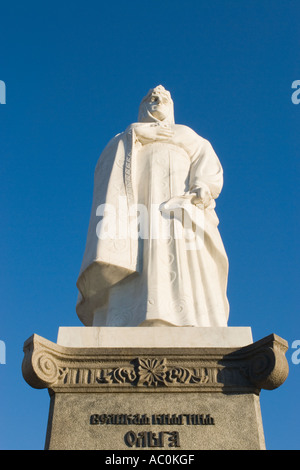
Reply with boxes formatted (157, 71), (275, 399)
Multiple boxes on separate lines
(76, 85), (229, 327)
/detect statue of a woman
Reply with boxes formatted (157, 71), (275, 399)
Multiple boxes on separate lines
(76, 85), (229, 327)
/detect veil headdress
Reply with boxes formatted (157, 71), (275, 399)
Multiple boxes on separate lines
(138, 85), (175, 125)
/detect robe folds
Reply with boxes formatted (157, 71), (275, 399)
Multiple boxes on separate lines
(76, 122), (229, 327)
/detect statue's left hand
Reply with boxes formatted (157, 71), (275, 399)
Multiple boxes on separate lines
(190, 186), (212, 208)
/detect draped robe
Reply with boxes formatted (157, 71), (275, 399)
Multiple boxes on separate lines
(76, 121), (229, 327)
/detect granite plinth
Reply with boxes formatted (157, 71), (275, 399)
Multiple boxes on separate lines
(22, 327), (289, 450)
(46, 391), (264, 450)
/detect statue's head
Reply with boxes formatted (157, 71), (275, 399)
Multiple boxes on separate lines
(138, 85), (174, 124)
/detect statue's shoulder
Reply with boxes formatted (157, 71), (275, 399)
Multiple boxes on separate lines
(94, 132), (125, 172)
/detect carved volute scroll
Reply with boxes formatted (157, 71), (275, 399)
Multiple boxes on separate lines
(238, 335), (289, 390)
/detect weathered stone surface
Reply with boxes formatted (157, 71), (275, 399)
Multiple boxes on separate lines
(45, 392), (265, 450)
(22, 332), (288, 394)
(22, 331), (288, 450)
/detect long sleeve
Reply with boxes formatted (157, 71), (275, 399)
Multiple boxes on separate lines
(188, 138), (223, 199)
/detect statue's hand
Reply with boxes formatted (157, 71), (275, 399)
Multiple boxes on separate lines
(134, 124), (174, 144)
(155, 124), (174, 141)
(190, 186), (212, 208)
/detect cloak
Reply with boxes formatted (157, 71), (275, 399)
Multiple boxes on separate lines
(76, 121), (229, 327)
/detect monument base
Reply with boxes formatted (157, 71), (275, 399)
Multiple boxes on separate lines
(22, 327), (289, 450)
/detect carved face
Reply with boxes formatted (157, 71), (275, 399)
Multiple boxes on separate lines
(138, 85), (175, 124)
(145, 90), (172, 121)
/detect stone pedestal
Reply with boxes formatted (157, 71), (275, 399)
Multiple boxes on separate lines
(22, 328), (289, 450)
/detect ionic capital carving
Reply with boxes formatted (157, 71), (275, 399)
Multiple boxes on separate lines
(22, 333), (288, 394)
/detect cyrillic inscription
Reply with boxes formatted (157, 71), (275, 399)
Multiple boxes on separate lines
(90, 413), (214, 426)
(124, 430), (180, 448)
(90, 413), (150, 425)
(90, 413), (214, 449)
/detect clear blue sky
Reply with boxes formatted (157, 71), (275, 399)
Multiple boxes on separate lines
(1, 0), (299, 450)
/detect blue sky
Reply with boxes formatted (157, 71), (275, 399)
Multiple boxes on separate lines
(0, 0), (299, 450)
